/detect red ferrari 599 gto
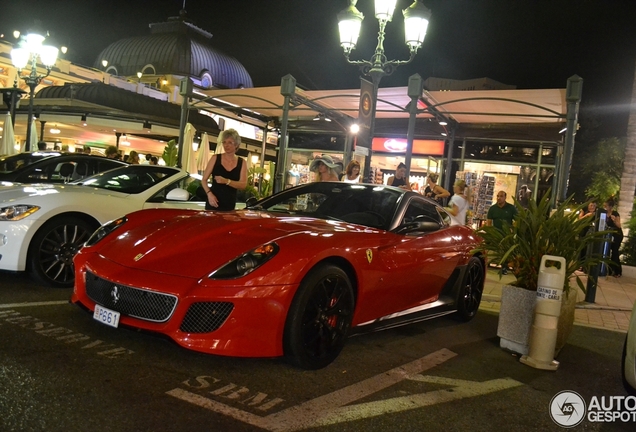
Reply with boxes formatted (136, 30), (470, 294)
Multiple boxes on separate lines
(72, 182), (485, 369)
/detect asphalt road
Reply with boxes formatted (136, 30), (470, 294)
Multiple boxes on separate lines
(0, 271), (633, 432)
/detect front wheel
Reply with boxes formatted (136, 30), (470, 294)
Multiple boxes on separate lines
(455, 257), (485, 321)
(28, 216), (95, 287)
(284, 264), (355, 369)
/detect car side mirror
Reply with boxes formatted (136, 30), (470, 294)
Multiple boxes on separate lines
(166, 188), (189, 201)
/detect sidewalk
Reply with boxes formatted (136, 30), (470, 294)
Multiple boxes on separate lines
(479, 268), (636, 332)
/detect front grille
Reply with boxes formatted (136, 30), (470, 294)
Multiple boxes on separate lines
(85, 271), (178, 322)
(180, 302), (234, 333)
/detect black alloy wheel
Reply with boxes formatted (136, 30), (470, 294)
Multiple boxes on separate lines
(28, 216), (95, 287)
(284, 264), (355, 370)
(456, 257), (485, 321)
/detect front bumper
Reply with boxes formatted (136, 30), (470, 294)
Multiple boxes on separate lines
(71, 253), (297, 358)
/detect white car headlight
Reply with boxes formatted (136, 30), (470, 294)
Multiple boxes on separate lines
(0, 205), (40, 221)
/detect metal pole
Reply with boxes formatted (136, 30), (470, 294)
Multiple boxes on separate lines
(177, 78), (192, 169)
(259, 127), (268, 196)
(557, 75), (583, 202)
(274, 75), (296, 193)
(404, 74), (423, 180)
(39, 120), (46, 143)
(25, 82), (36, 152)
(443, 127), (456, 193)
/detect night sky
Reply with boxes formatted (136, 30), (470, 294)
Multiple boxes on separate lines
(1, 0), (636, 136)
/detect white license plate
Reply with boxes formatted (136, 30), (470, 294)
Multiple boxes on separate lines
(93, 304), (120, 328)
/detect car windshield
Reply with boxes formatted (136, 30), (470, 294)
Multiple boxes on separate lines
(251, 182), (403, 230)
(0, 152), (61, 174)
(79, 165), (180, 194)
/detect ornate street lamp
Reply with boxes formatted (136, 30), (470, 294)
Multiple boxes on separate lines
(10, 29), (59, 151)
(337, 0), (431, 178)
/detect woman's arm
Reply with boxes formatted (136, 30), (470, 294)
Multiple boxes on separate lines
(434, 185), (450, 199)
(387, 176), (395, 186)
(201, 155), (218, 207)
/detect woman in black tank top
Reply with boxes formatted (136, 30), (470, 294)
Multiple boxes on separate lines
(200, 129), (247, 211)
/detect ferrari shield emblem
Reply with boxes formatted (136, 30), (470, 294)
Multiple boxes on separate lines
(366, 249), (373, 264)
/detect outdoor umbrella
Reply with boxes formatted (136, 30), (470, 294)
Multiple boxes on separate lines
(29, 120), (39, 151)
(0, 112), (17, 156)
(196, 132), (211, 173)
(181, 122), (198, 174)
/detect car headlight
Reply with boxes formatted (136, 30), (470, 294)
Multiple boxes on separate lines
(0, 205), (40, 221)
(210, 242), (279, 279)
(85, 216), (127, 247)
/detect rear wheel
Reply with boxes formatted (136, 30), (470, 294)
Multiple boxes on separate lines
(28, 216), (95, 287)
(456, 257), (484, 321)
(284, 264), (354, 369)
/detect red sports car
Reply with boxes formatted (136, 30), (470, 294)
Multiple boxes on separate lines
(72, 182), (485, 369)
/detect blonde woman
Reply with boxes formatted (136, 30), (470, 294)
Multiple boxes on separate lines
(446, 180), (471, 226)
(201, 129), (247, 211)
(424, 173), (450, 203)
(309, 155), (339, 182)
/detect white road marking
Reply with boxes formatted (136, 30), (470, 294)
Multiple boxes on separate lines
(167, 348), (522, 431)
(0, 301), (69, 309)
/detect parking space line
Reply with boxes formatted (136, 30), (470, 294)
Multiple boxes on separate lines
(0, 301), (69, 309)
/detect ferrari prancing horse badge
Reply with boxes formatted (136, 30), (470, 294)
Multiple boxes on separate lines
(366, 249), (373, 264)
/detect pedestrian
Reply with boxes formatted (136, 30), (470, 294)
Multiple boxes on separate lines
(578, 200), (598, 268)
(37, 141), (47, 150)
(142, 153), (152, 165)
(149, 156), (159, 165)
(424, 173), (450, 204)
(603, 198), (623, 278)
(387, 162), (409, 189)
(128, 150), (140, 164)
(342, 160), (361, 183)
(105, 145), (118, 158)
(487, 191), (517, 231)
(446, 180), (471, 226)
(517, 184), (532, 208)
(486, 190), (517, 274)
(200, 129), (247, 211)
(309, 155), (339, 182)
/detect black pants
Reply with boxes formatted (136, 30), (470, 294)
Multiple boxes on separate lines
(609, 234), (623, 276)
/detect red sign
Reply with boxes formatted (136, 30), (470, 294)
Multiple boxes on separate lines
(371, 138), (445, 155)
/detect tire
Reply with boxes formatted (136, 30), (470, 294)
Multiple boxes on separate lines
(455, 257), (485, 322)
(284, 263), (355, 370)
(28, 216), (95, 288)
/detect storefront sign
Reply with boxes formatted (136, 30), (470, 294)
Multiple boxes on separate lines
(371, 138), (444, 155)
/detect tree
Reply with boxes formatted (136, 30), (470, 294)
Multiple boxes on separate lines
(582, 137), (625, 202)
(618, 57), (636, 238)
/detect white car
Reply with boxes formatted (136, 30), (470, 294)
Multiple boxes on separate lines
(0, 165), (205, 287)
(624, 299), (636, 395)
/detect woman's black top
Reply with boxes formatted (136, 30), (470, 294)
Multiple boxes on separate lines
(207, 156), (243, 211)
(391, 176), (407, 188)
(605, 210), (623, 241)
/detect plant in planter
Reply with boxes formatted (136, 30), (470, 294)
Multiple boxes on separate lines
(477, 190), (610, 355)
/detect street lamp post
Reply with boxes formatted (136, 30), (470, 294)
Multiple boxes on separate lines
(337, 0), (431, 180)
(11, 30), (59, 151)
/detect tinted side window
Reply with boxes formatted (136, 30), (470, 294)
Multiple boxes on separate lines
(401, 199), (443, 225)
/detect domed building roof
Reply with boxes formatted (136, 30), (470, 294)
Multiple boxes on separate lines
(94, 11), (252, 90)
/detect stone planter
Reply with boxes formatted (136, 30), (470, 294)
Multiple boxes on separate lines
(497, 285), (536, 355)
(497, 284), (577, 357)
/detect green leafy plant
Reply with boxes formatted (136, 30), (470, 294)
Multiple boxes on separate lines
(162, 139), (178, 167)
(620, 198), (636, 266)
(476, 190), (611, 294)
(238, 165), (273, 202)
